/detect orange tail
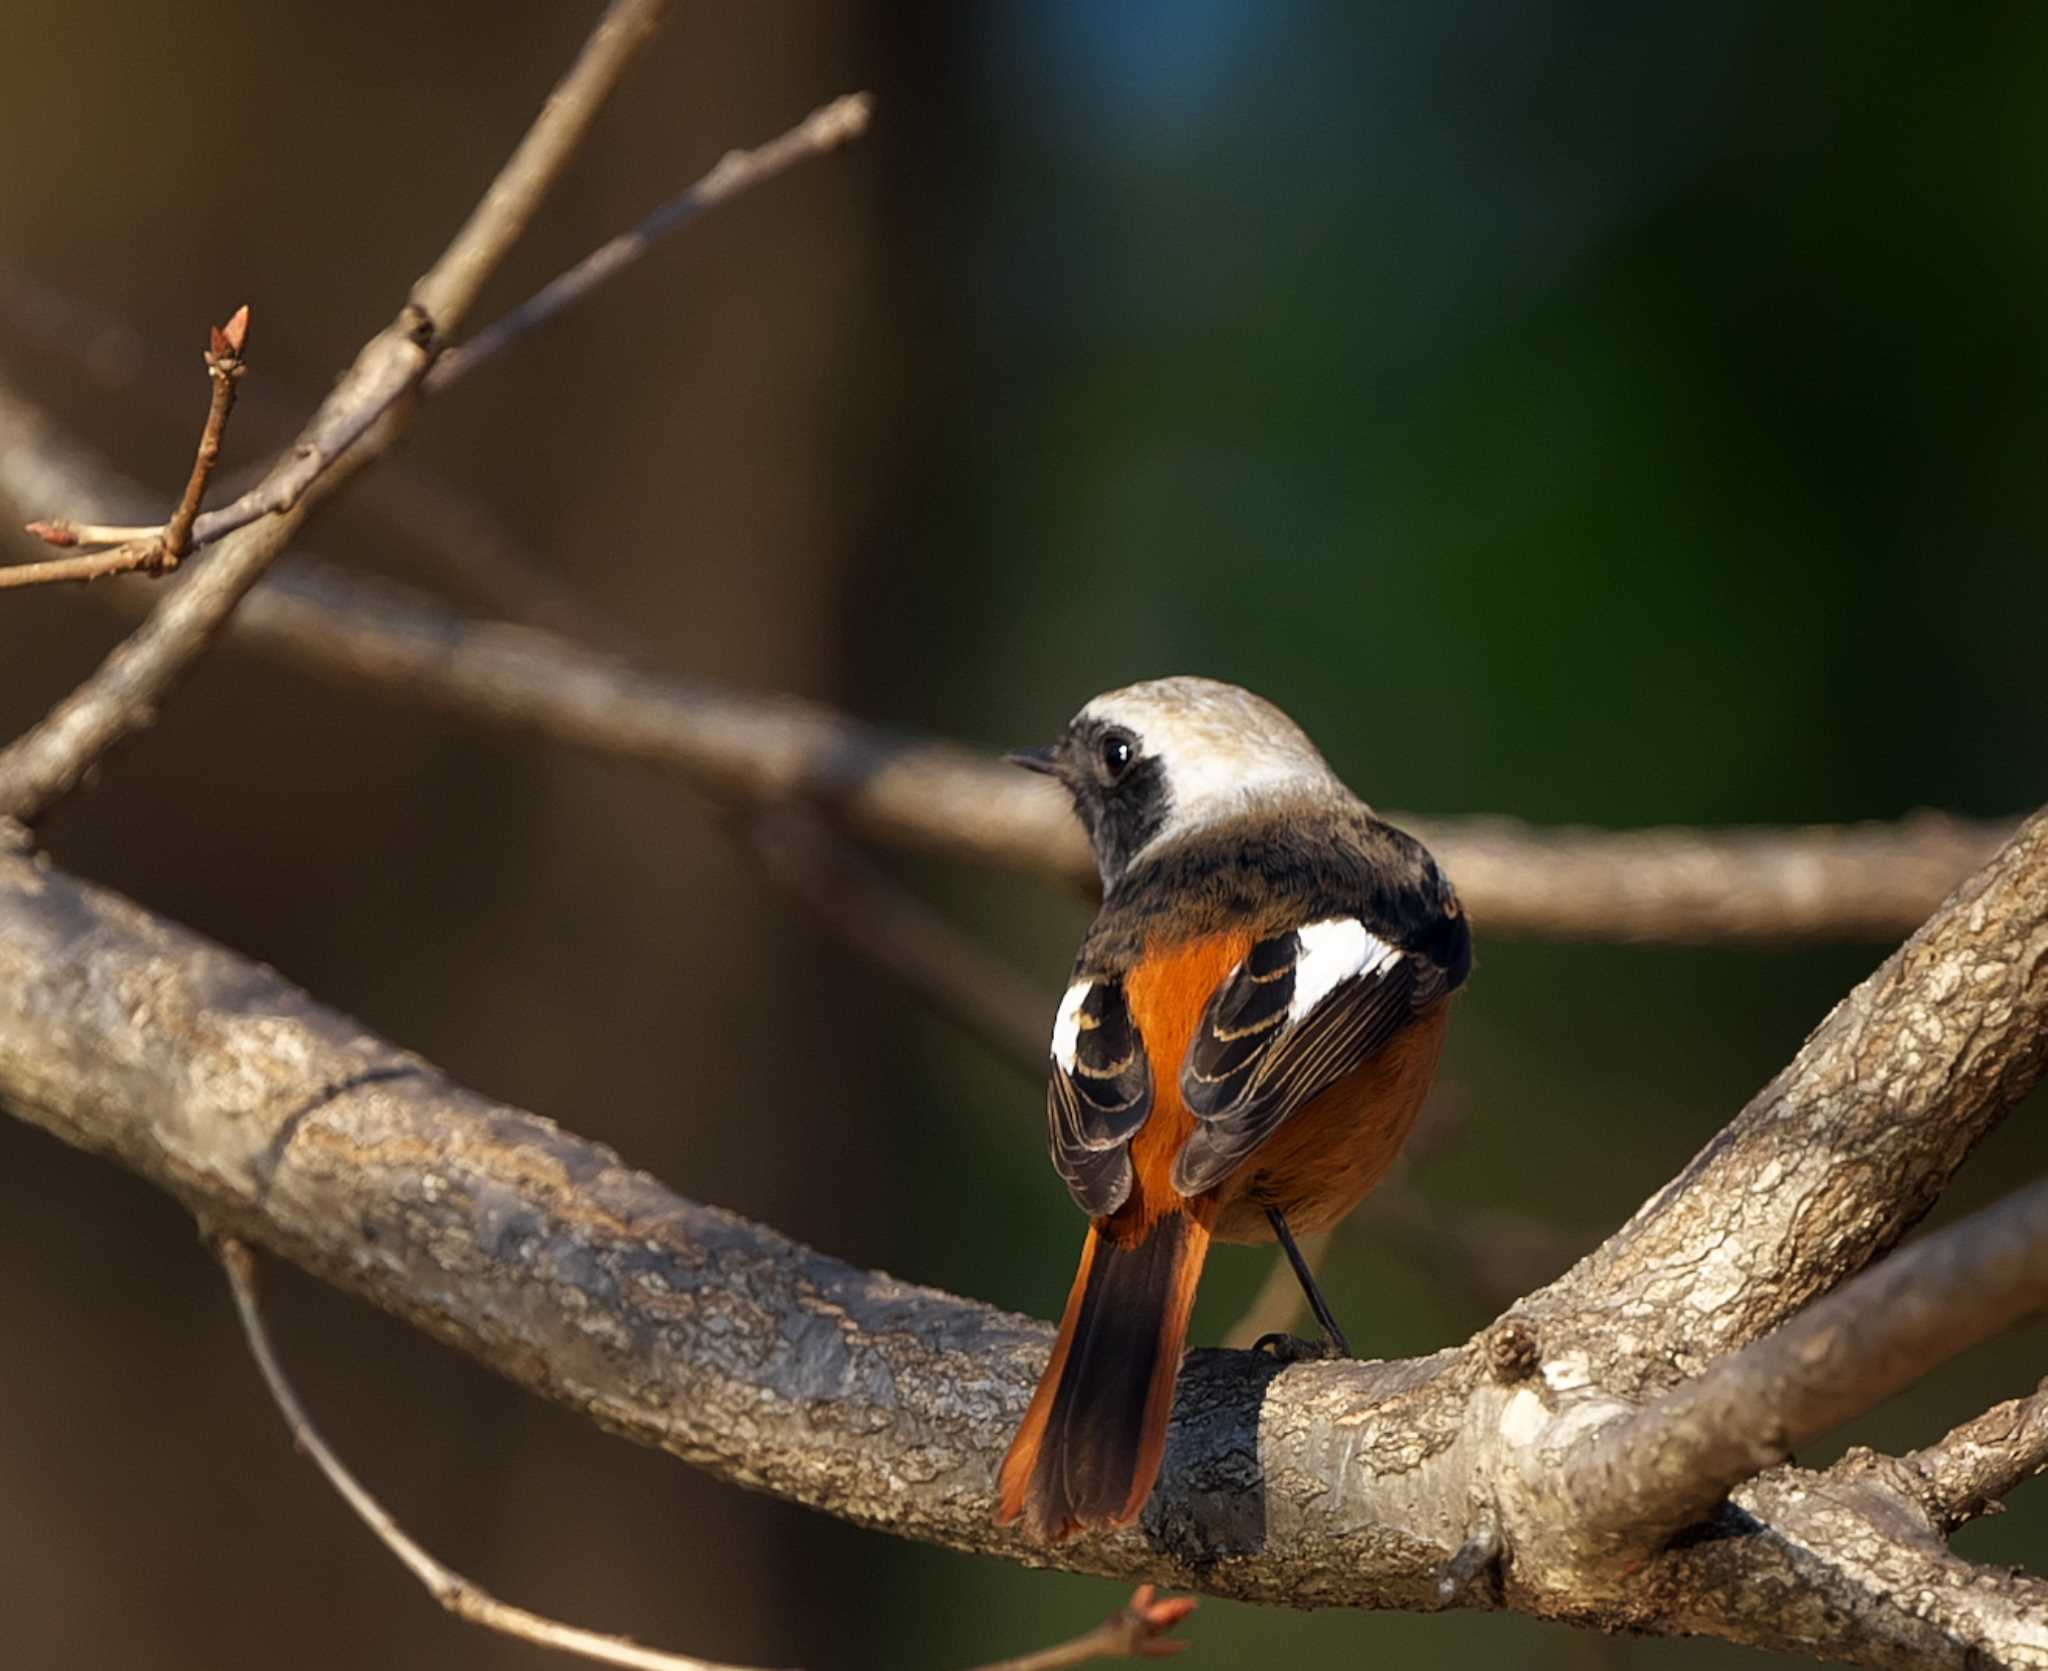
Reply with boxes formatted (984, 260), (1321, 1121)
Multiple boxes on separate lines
(995, 1210), (1212, 1542)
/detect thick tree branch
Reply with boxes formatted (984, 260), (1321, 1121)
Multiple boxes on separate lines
(4, 815), (2047, 1665)
(1514, 802), (2048, 1400)
(1668, 1460), (2048, 1666)
(1564, 1175), (2048, 1553)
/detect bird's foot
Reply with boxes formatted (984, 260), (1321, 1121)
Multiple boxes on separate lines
(1251, 1331), (1349, 1363)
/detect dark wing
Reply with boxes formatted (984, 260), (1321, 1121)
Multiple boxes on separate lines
(1172, 919), (1448, 1198)
(1047, 977), (1153, 1217)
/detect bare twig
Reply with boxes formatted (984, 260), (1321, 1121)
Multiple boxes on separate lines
(22, 84), (868, 570)
(427, 91), (874, 392)
(969, 1587), (1196, 1671)
(0, 435), (343, 822)
(4, 0), (666, 573)
(0, 0), (667, 826)
(222, 1233), (1190, 1671)
(161, 305), (250, 561)
(17, 519), (160, 549)
(0, 542), (170, 590)
(748, 808), (1052, 1071)
(1564, 1172), (2048, 1554)
(0, 266), (615, 638)
(1411, 809), (2015, 945)
(412, 6), (665, 330)
(3, 306), (248, 591)
(217, 1236), (768, 1671)
(1905, 1380), (2048, 1533)
(168, 0), (668, 555)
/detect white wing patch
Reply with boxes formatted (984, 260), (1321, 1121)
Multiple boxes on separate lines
(1289, 918), (1401, 1024)
(1050, 980), (1091, 1071)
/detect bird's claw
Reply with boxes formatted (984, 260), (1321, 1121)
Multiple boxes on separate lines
(1252, 1331), (1347, 1363)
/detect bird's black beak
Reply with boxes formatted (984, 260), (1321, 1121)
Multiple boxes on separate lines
(1006, 743), (1061, 776)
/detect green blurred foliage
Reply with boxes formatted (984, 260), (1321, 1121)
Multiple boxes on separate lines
(0, 4), (2042, 1669)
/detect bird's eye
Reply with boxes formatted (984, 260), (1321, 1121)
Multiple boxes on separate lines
(1099, 731), (1135, 781)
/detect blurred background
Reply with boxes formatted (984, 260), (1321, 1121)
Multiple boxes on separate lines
(0, 2), (2043, 1666)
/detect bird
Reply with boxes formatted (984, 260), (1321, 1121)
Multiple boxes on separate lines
(993, 676), (1471, 1544)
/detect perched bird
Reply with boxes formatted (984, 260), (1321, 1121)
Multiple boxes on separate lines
(995, 676), (1470, 1543)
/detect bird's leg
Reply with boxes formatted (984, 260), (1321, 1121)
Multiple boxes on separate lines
(1252, 1207), (1353, 1362)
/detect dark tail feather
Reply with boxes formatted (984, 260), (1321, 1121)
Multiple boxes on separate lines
(995, 1211), (1211, 1542)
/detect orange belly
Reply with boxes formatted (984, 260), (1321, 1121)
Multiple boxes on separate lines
(1210, 1000), (1448, 1242)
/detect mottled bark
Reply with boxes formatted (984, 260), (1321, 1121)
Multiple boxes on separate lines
(2, 807), (2046, 1666)
(1907, 1384), (2048, 1534)
(1516, 800), (2048, 1397)
(1566, 1176), (2048, 1550)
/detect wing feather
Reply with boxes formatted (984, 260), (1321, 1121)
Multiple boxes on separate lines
(1172, 918), (1443, 1198)
(1046, 978), (1153, 1217)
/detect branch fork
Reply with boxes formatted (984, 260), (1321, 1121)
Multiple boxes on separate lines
(9, 302), (249, 590)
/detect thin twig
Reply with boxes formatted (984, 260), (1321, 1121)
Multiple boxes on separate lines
(1904, 1380), (2048, 1533)
(220, 1233), (1188, 1671)
(968, 1587), (1196, 1670)
(17, 519), (159, 549)
(168, 0), (670, 553)
(3, 306), (247, 591)
(0, 0), (667, 826)
(216, 1235), (776, 1671)
(427, 91), (873, 392)
(0, 267), (614, 638)
(747, 807), (1050, 1071)
(28, 83), (868, 565)
(0, 544), (167, 589)
(9, 0), (666, 579)
(161, 304), (249, 561)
